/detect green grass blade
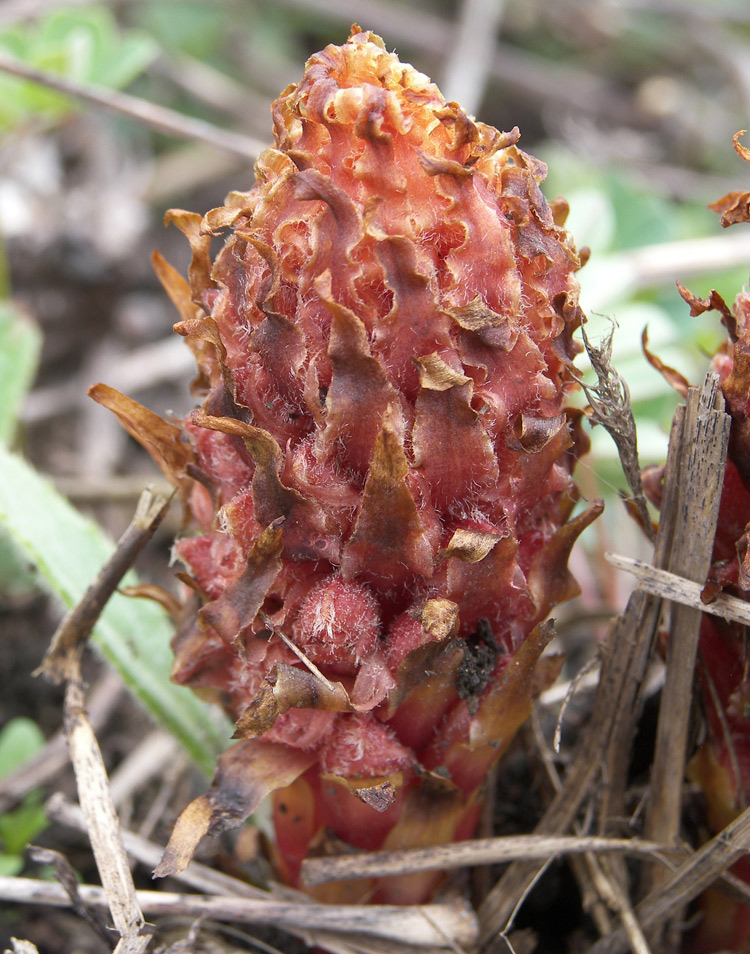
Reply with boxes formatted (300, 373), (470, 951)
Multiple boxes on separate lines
(0, 447), (232, 775)
(0, 301), (41, 447)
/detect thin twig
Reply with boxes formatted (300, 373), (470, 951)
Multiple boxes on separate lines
(300, 834), (682, 886)
(260, 613), (338, 693)
(0, 877), (478, 949)
(526, 712), (613, 939)
(37, 488), (171, 683)
(63, 666), (149, 953)
(586, 855), (653, 954)
(46, 795), (421, 954)
(553, 655), (601, 754)
(27, 846), (116, 948)
(605, 553), (750, 626)
(586, 802), (750, 954)
(0, 50), (264, 161)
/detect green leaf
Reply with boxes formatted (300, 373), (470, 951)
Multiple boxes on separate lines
(0, 853), (23, 877)
(94, 33), (158, 90)
(0, 301), (41, 446)
(0, 301), (44, 600)
(0, 800), (48, 855)
(0, 9), (159, 132)
(0, 717), (45, 777)
(0, 531), (40, 600)
(0, 447), (232, 776)
(133, 2), (227, 63)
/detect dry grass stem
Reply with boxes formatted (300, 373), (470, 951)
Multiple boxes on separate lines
(31, 490), (180, 952)
(440, 0), (508, 115)
(50, 476), (174, 506)
(63, 670), (149, 954)
(605, 553), (750, 625)
(300, 834), (682, 887)
(46, 793), (278, 902)
(23, 337), (194, 425)
(46, 795), (437, 954)
(262, 615), (339, 693)
(27, 846), (115, 946)
(552, 655), (601, 753)
(0, 877), (477, 949)
(271, 0), (633, 124)
(477, 584), (665, 946)
(586, 856), (653, 954)
(586, 803), (750, 954)
(618, 231), (750, 287)
(525, 714), (614, 938)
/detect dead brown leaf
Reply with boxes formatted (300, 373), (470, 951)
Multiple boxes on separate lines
(154, 740), (317, 878)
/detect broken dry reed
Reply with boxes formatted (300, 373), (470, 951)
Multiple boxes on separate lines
(642, 377), (729, 952)
(645, 377), (729, 851)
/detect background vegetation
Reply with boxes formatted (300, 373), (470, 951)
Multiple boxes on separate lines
(1, 1), (749, 951)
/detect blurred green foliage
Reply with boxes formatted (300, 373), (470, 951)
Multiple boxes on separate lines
(0, 6), (157, 130)
(0, 717), (48, 876)
(0, 298), (41, 603)
(0, 300), (41, 448)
